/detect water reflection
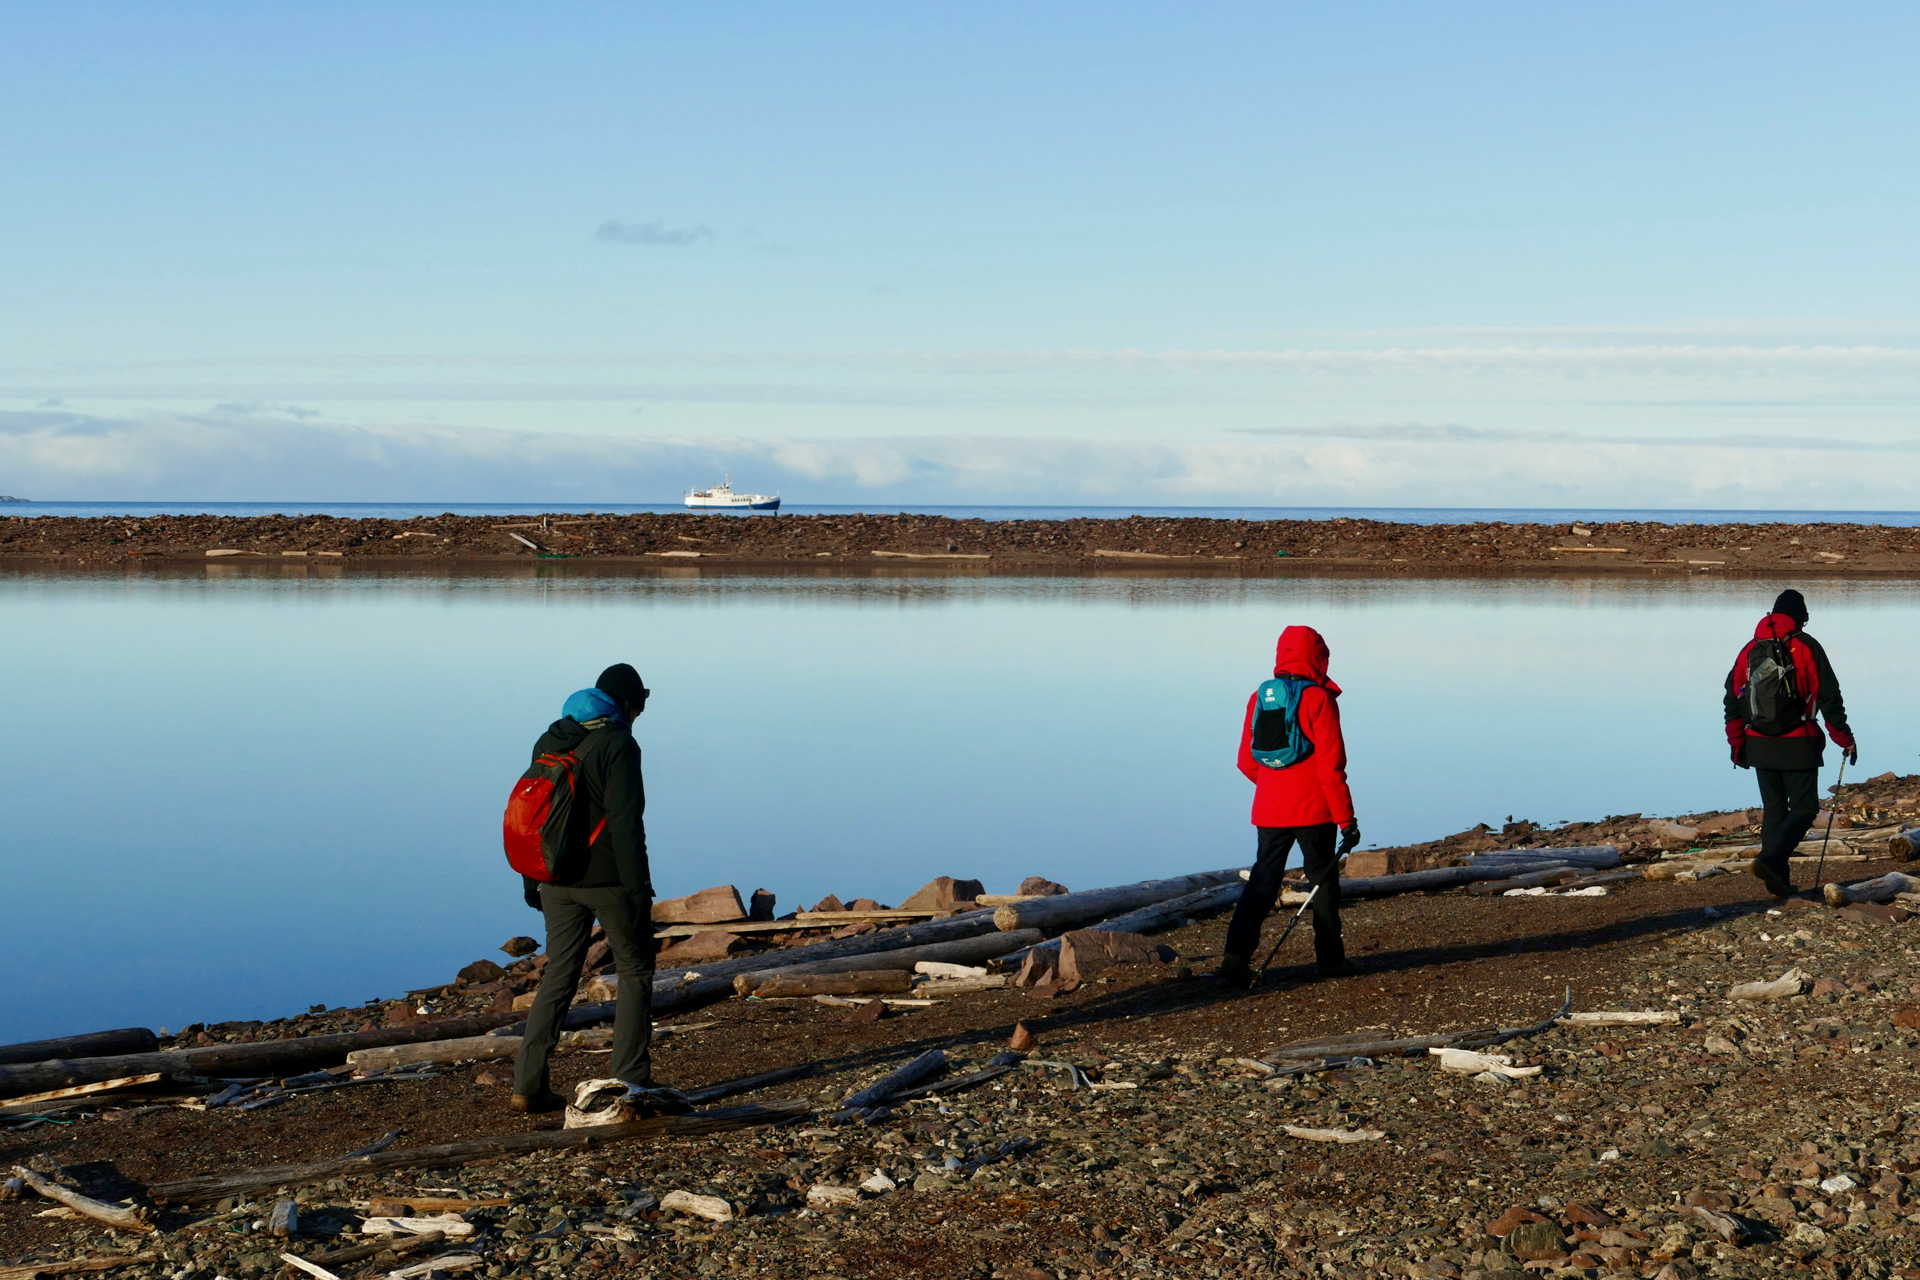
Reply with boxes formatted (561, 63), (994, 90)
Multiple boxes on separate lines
(3, 567), (1914, 1039)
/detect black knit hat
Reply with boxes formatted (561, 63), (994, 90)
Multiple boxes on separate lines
(1772, 589), (1809, 624)
(596, 663), (650, 716)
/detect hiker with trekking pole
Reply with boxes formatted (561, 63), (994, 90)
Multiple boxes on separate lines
(1216, 625), (1359, 989)
(1724, 589), (1857, 898)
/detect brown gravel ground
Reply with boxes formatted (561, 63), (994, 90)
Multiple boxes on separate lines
(7, 511), (1920, 576)
(8, 839), (1920, 1280)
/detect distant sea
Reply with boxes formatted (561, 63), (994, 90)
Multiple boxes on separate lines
(7, 500), (1920, 525)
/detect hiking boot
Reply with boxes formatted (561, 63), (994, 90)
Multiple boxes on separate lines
(1315, 957), (1360, 978)
(1751, 861), (1794, 898)
(509, 1090), (565, 1114)
(1212, 953), (1256, 991)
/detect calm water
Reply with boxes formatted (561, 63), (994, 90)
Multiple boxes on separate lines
(5, 568), (1917, 1041)
(10, 501), (1920, 525)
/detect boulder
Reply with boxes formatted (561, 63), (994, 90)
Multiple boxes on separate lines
(1017, 877), (1070, 897)
(811, 894), (846, 913)
(899, 877), (986, 912)
(749, 889), (776, 921)
(847, 897), (887, 912)
(499, 936), (540, 958)
(654, 885), (748, 925)
(1055, 930), (1175, 986)
(457, 959), (506, 986)
(1344, 850), (1416, 878)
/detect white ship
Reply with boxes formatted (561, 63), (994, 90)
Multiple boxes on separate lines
(683, 477), (780, 511)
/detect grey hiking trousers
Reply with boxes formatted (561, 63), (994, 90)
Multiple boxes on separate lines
(513, 883), (655, 1098)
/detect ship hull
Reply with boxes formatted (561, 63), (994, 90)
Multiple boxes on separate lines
(684, 496), (780, 511)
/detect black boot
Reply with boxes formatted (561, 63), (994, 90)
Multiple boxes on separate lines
(1213, 953), (1256, 991)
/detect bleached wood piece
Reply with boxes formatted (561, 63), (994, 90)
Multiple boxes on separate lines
(748, 970), (915, 999)
(279, 1255), (342, 1280)
(11, 1166), (154, 1233)
(806, 1185), (861, 1208)
(995, 883), (1241, 969)
(810, 994), (937, 1008)
(0, 1073), (164, 1110)
(1729, 968), (1807, 1001)
(1466, 865), (1576, 895)
(362, 1196), (509, 1214)
(1429, 1048), (1542, 1076)
(361, 1213), (475, 1237)
(660, 1190), (733, 1221)
(794, 910), (944, 923)
(0, 1255), (160, 1280)
(991, 870), (1245, 933)
(1824, 871), (1920, 907)
(914, 961), (988, 978)
(1556, 1011), (1680, 1027)
(386, 1255), (480, 1280)
(974, 894), (1043, 907)
(1281, 1125), (1385, 1143)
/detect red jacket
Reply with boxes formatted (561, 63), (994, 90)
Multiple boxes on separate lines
(1237, 626), (1355, 828)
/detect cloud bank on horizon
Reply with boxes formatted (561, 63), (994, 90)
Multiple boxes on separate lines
(6, 405), (1917, 511)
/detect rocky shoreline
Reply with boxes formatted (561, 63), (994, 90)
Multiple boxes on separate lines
(7, 777), (1920, 1279)
(6, 512), (1920, 576)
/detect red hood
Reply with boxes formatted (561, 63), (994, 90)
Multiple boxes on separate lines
(1274, 625), (1341, 694)
(1754, 612), (1801, 641)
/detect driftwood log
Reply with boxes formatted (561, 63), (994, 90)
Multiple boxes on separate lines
(748, 970), (914, 999)
(12, 1166), (154, 1233)
(0, 1255), (159, 1280)
(683, 1062), (820, 1105)
(1262, 988), (1571, 1065)
(990, 871), (1243, 934)
(1465, 865), (1577, 895)
(0, 1028), (157, 1067)
(722, 929), (1043, 997)
(1889, 830), (1920, 862)
(1460, 846), (1621, 869)
(841, 1049), (946, 1109)
(0, 1012), (550, 1098)
(996, 882), (1242, 968)
(346, 1036), (520, 1072)
(147, 1101), (806, 1205)
(1823, 871), (1920, 908)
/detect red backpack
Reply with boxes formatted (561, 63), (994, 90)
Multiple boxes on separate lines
(503, 747), (607, 881)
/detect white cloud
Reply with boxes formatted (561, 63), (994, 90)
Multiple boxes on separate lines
(3, 407), (1918, 510)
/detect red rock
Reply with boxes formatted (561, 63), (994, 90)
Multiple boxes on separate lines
(656, 930), (748, 962)
(653, 885), (747, 924)
(1055, 930), (1175, 985)
(1684, 1188), (1733, 1209)
(811, 894), (847, 913)
(898, 876), (987, 912)
(1812, 978), (1849, 997)
(1013, 948), (1060, 989)
(1567, 1254), (1601, 1269)
(1486, 1207), (1549, 1235)
(1017, 877), (1070, 896)
(1892, 1008), (1920, 1029)
(849, 998), (886, 1022)
(457, 959), (506, 985)
(847, 897), (887, 912)
(1565, 1203), (1614, 1227)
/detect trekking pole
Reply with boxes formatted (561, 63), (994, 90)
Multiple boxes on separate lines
(1255, 883), (1318, 978)
(1812, 754), (1848, 894)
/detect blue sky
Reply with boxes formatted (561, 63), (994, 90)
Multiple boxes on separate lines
(3, 4), (1918, 505)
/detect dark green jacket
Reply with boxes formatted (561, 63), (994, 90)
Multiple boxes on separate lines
(521, 715), (650, 906)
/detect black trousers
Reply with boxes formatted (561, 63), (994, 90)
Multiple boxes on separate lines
(1754, 767), (1820, 883)
(1223, 824), (1344, 968)
(514, 884), (656, 1097)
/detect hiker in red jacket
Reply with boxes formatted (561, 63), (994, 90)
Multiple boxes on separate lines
(1724, 589), (1855, 897)
(1217, 625), (1359, 988)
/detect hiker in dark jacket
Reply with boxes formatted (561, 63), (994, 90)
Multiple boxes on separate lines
(1724, 589), (1855, 898)
(512, 663), (666, 1113)
(1217, 625), (1360, 989)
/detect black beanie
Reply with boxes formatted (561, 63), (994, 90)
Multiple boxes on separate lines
(596, 663), (649, 715)
(1772, 589), (1809, 624)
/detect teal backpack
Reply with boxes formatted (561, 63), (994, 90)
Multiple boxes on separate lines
(1250, 677), (1316, 769)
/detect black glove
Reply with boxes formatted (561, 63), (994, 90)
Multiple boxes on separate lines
(523, 876), (544, 911)
(1338, 823), (1361, 856)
